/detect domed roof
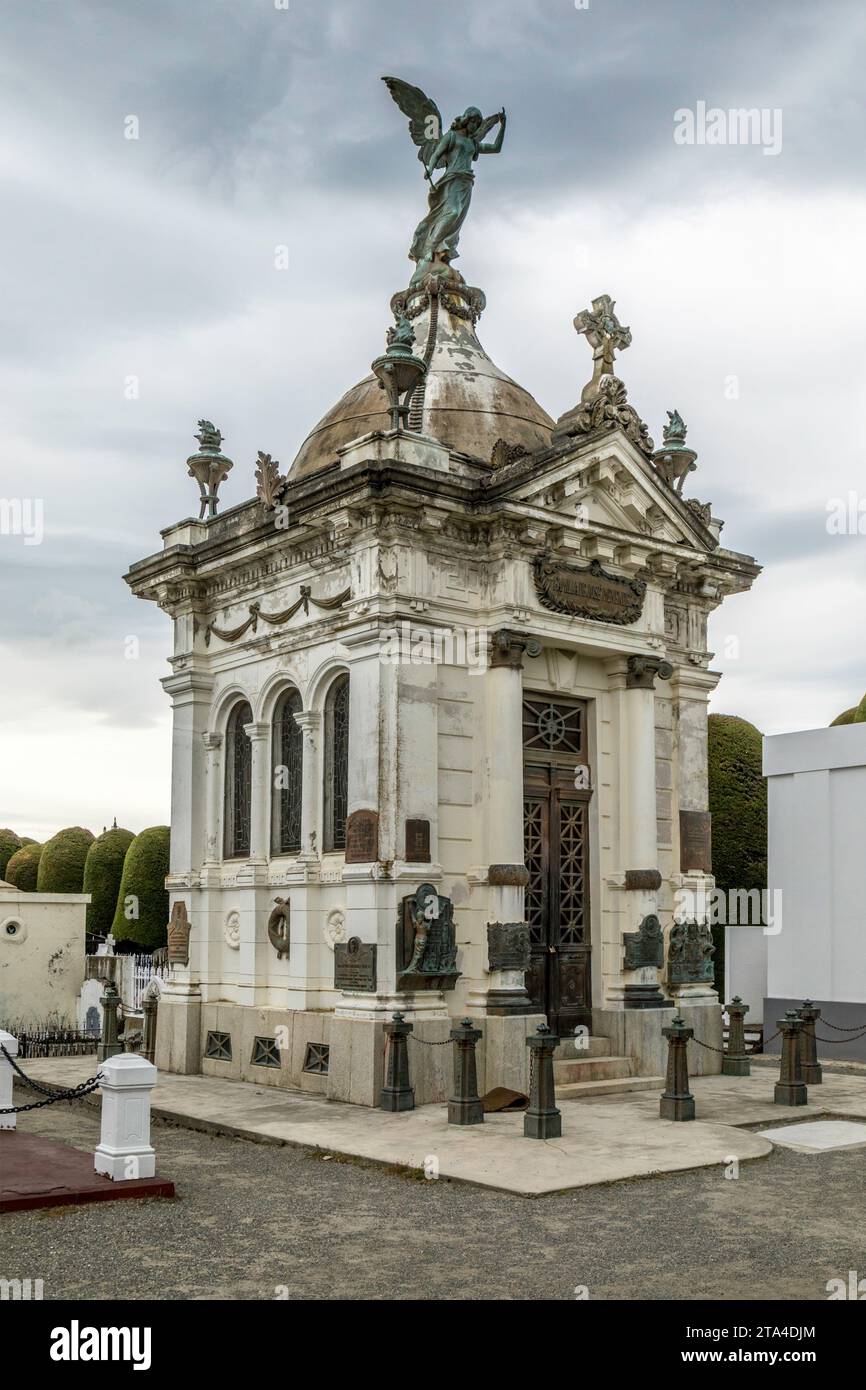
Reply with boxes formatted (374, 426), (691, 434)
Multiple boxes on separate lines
(289, 282), (554, 479)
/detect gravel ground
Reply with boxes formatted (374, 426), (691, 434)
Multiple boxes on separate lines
(4, 1101), (865, 1301)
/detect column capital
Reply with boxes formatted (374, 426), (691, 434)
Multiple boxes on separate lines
(293, 710), (321, 729)
(489, 629), (542, 670)
(161, 669), (215, 704)
(243, 721), (270, 742)
(626, 654), (673, 690)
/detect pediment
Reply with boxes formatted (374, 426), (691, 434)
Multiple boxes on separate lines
(488, 429), (717, 553)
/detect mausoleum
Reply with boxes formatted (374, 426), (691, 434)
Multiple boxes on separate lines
(125, 78), (759, 1105)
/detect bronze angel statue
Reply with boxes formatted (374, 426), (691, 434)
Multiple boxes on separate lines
(382, 76), (506, 286)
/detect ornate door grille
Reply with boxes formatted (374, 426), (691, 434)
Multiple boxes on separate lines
(523, 695), (591, 1033)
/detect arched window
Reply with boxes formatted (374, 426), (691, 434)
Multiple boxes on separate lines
(272, 687), (303, 855)
(224, 700), (253, 858)
(323, 674), (349, 852)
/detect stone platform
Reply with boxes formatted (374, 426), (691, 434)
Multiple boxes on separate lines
(0, 1130), (175, 1213)
(19, 1057), (866, 1197)
(20, 1055), (866, 1197)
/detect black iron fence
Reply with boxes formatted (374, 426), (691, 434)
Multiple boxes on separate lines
(14, 1027), (99, 1059)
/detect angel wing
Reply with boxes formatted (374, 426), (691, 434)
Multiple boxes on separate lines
(382, 76), (445, 172)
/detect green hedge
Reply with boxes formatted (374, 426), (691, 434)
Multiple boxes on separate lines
(830, 707), (857, 726)
(0, 829), (21, 878)
(5, 842), (44, 892)
(83, 827), (135, 937)
(854, 693), (866, 723)
(112, 826), (170, 949)
(707, 714), (767, 996)
(36, 826), (95, 893)
(707, 715), (767, 894)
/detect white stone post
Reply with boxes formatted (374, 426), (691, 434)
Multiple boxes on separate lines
(94, 1053), (157, 1180)
(0, 1029), (18, 1131)
(244, 720), (271, 865)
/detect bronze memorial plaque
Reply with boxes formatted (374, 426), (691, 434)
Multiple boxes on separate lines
(345, 809), (379, 863)
(533, 555), (645, 625)
(679, 810), (712, 873)
(405, 818), (431, 863)
(334, 937), (377, 992)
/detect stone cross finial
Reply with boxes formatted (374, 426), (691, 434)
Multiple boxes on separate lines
(574, 294), (632, 401)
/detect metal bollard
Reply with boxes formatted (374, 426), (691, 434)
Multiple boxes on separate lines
(448, 1018), (483, 1126)
(524, 1023), (561, 1139)
(797, 1000), (823, 1086)
(774, 1011), (808, 1106)
(97, 979), (123, 1062)
(723, 996), (751, 1077)
(380, 1012), (414, 1112)
(141, 984), (159, 1065)
(660, 1014), (695, 1120)
(0, 1029), (19, 1131)
(94, 1053), (157, 1180)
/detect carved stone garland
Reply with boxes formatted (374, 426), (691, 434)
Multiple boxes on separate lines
(204, 584), (352, 647)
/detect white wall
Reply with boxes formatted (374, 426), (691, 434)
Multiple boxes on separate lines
(764, 724), (866, 1005)
(0, 890), (88, 1027)
(724, 925), (768, 1020)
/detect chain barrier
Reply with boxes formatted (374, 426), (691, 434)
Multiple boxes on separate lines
(407, 1034), (453, 1047)
(0, 1042), (104, 1116)
(801, 1025), (866, 1046)
(809, 1017), (866, 1033)
(691, 1027), (781, 1053)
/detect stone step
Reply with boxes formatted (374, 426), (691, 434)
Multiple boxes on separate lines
(556, 1075), (665, 1101)
(555, 1035), (611, 1060)
(553, 1055), (634, 1084)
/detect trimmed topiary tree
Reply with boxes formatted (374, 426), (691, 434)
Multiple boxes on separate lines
(707, 714), (767, 996)
(112, 826), (170, 950)
(5, 841), (44, 891)
(36, 826), (95, 893)
(830, 708), (857, 726)
(854, 693), (866, 723)
(0, 829), (21, 878)
(83, 826), (135, 938)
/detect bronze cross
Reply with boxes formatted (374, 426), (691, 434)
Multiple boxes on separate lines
(574, 294), (632, 400)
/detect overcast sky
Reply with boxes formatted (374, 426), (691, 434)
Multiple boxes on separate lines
(2, 0), (865, 841)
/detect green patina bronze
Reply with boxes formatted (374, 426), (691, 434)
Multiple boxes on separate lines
(382, 76), (506, 286)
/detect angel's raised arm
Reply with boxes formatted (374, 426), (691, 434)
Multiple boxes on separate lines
(477, 109), (506, 156)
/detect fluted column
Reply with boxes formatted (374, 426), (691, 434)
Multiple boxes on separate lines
(244, 721), (270, 865)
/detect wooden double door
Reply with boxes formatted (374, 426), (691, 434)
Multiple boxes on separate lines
(522, 695), (592, 1034)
